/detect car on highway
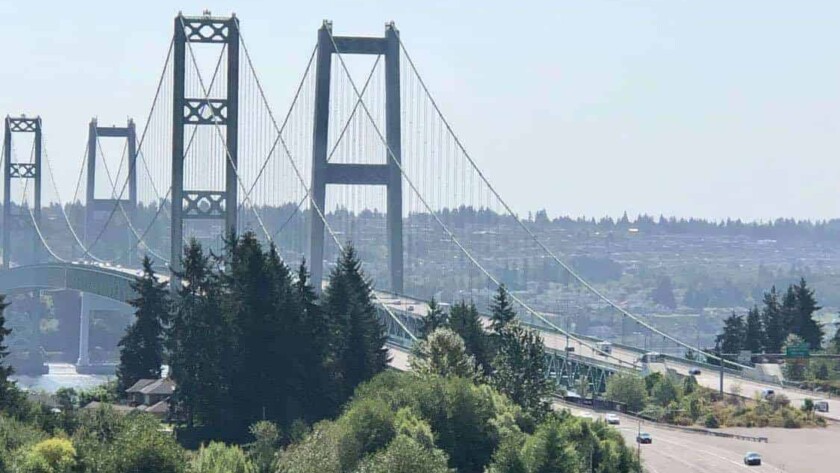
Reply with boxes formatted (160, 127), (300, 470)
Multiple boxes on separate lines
(636, 432), (652, 444)
(605, 413), (620, 425)
(579, 412), (593, 420)
(744, 452), (762, 466)
(761, 388), (775, 399)
(688, 367), (701, 375)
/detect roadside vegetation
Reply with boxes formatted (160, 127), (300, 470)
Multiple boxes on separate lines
(605, 371), (826, 429)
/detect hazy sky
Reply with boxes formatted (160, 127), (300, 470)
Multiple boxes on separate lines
(1, 1), (839, 222)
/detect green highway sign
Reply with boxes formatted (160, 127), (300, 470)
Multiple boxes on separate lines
(785, 343), (810, 358)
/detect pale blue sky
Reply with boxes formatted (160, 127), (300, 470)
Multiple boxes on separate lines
(1, 0), (839, 221)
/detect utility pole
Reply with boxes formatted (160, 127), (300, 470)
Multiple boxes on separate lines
(716, 339), (724, 396)
(636, 419), (641, 468)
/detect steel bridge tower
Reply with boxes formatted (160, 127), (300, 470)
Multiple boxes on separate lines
(3, 116), (42, 268)
(309, 21), (403, 293)
(171, 13), (240, 271)
(85, 118), (137, 263)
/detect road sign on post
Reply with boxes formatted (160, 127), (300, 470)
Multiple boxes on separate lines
(785, 343), (810, 359)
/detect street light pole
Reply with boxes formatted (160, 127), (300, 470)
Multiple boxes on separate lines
(716, 340), (724, 396)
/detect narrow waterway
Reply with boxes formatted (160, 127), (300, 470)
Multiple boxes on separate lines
(11, 363), (112, 393)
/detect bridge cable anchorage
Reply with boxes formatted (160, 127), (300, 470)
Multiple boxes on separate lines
(237, 31), (418, 343)
(327, 29), (634, 366)
(40, 137), (108, 263)
(396, 38), (742, 370)
(179, 17), (273, 243)
(84, 38), (175, 264)
(20, 139), (67, 263)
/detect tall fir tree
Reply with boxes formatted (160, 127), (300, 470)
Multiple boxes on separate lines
(0, 295), (13, 404)
(323, 245), (389, 402)
(293, 259), (338, 421)
(781, 285), (798, 336)
(168, 239), (230, 429)
(792, 278), (823, 350)
(419, 297), (448, 338)
(761, 286), (786, 353)
(222, 233), (296, 429)
(716, 312), (745, 356)
(744, 306), (764, 353)
(117, 256), (169, 394)
(490, 285), (517, 333)
(448, 300), (493, 375)
(491, 322), (551, 419)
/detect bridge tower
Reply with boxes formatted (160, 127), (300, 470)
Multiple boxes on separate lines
(309, 21), (403, 293)
(2, 116), (42, 268)
(85, 118), (137, 263)
(171, 13), (240, 271)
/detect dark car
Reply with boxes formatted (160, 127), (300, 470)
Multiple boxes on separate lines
(744, 452), (761, 466)
(688, 367), (701, 375)
(636, 432), (652, 444)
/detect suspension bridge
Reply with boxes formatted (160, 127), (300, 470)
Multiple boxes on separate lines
(0, 13), (814, 401)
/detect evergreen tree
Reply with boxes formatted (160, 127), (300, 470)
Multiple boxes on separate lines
(792, 278), (823, 350)
(448, 300), (493, 375)
(491, 323), (551, 419)
(168, 239), (230, 429)
(761, 286), (786, 353)
(293, 259), (338, 421)
(651, 276), (677, 310)
(323, 245), (389, 402)
(716, 312), (745, 356)
(223, 233), (296, 428)
(490, 285), (517, 333)
(117, 256), (168, 394)
(744, 306), (764, 353)
(419, 298), (448, 338)
(0, 295), (13, 405)
(781, 285), (798, 336)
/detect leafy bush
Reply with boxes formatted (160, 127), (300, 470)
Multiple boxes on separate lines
(190, 442), (254, 473)
(703, 413), (719, 429)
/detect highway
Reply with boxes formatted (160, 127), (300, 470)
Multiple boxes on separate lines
(390, 341), (840, 472)
(565, 404), (840, 473)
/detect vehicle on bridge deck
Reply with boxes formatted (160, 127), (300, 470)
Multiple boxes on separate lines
(605, 413), (620, 425)
(640, 352), (664, 363)
(744, 452), (761, 466)
(596, 341), (612, 355)
(688, 367), (701, 375)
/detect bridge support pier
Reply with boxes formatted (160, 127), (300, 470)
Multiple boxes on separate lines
(76, 292), (133, 368)
(77, 293), (91, 367)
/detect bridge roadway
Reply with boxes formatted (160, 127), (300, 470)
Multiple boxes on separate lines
(1, 263), (837, 420)
(374, 292), (840, 421)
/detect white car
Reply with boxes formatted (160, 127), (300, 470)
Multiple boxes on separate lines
(605, 413), (620, 425)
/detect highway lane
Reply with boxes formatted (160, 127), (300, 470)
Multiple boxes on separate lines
(566, 406), (795, 473)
